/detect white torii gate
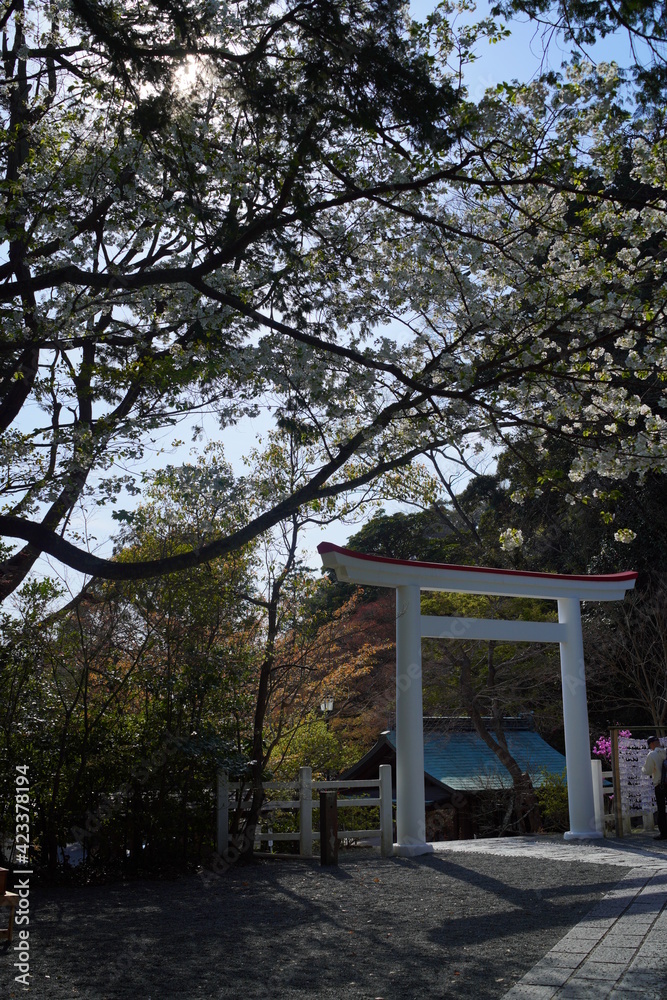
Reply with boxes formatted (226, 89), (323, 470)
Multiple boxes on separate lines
(318, 542), (637, 856)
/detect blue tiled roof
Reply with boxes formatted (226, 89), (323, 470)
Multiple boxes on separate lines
(385, 729), (566, 790)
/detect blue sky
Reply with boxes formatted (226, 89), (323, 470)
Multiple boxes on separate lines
(409, 0), (647, 98)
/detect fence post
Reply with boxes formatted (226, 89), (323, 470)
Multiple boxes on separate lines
(591, 759), (604, 836)
(320, 790), (338, 865)
(217, 770), (229, 856)
(299, 766), (313, 858)
(611, 728), (623, 838)
(379, 764), (393, 857)
(643, 800), (655, 833)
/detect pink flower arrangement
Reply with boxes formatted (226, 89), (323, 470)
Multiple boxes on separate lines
(592, 731), (632, 766)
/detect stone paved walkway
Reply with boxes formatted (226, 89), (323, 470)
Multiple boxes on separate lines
(431, 832), (667, 869)
(432, 835), (667, 999)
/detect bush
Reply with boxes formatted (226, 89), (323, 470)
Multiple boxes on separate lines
(535, 768), (569, 832)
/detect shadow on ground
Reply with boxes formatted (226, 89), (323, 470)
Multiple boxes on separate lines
(1, 850), (627, 1000)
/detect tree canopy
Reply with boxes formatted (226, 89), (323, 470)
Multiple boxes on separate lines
(494, 0), (667, 101)
(1, 0), (666, 601)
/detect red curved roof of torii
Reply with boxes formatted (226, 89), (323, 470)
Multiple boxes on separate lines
(317, 542), (637, 584)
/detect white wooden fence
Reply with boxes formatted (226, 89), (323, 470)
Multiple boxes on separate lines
(217, 764), (393, 858)
(592, 759), (614, 836)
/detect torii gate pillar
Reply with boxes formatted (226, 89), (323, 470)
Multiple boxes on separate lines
(395, 585), (428, 853)
(319, 543), (637, 854)
(558, 597), (596, 839)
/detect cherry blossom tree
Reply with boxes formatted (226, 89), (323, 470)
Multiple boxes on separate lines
(1, 0), (666, 605)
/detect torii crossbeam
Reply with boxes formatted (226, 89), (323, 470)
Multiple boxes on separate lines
(318, 542), (637, 855)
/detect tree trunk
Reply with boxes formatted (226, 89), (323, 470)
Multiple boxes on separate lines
(235, 620), (275, 862)
(460, 647), (542, 834)
(235, 519), (300, 863)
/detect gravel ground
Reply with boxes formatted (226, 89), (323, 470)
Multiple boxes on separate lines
(1, 848), (627, 1000)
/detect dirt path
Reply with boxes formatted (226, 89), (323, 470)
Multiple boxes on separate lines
(2, 849), (626, 999)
